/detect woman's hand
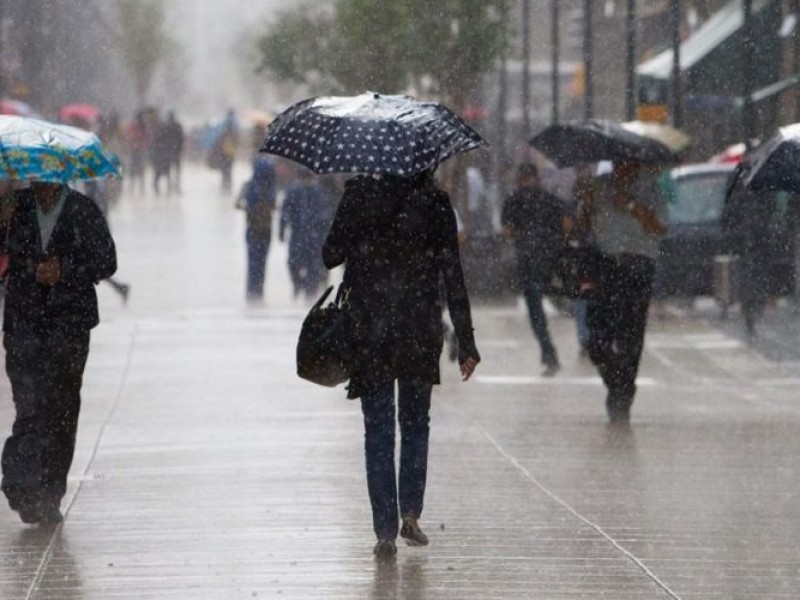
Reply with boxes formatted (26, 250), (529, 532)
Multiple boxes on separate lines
(459, 356), (479, 381)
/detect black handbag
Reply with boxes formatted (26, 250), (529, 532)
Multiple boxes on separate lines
(296, 284), (352, 387)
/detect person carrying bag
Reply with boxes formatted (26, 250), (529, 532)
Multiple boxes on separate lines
(321, 170), (480, 560)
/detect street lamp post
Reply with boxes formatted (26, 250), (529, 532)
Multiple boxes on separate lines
(521, 0), (531, 135)
(583, 0), (594, 119)
(551, 0), (560, 124)
(670, 0), (683, 128)
(742, 0), (755, 149)
(625, 0), (636, 121)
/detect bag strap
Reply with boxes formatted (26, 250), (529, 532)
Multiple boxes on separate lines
(334, 283), (351, 309)
(313, 285), (334, 310)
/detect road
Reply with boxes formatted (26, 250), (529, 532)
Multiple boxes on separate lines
(2, 163), (800, 599)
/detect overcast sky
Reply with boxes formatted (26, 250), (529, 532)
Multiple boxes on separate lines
(157, 0), (311, 125)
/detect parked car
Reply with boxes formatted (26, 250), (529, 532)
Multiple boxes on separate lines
(655, 162), (797, 300)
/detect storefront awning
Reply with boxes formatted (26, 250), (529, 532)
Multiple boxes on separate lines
(637, 0), (772, 81)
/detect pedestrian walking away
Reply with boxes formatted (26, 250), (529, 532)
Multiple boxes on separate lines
(723, 181), (779, 340)
(164, 111), (185, 194)
(322, 170), (480, 560)
(0, 181), (117, 525)
(239, 155), (277, 301)
(501, 163), (566, 376)
(280, 168), (333, 300)
(578, 160), (668, 423)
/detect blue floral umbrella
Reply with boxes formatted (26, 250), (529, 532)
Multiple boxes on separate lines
(260, 92), (487, 177)
(0, 115), (122, 182)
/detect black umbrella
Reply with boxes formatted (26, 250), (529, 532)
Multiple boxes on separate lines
(529, 119), (679, 168)
(734, 123), (800, 194)
(259, 92), (486, 177)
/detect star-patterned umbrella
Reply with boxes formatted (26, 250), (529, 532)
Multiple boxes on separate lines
(259, 92), (487, 177)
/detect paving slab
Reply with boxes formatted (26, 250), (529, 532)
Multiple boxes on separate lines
(2, 164), (800, 599)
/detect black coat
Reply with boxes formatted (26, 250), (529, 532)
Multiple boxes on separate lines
(2, 187), (117, 334)
(501, 186), (565, 285)
(323, 176), (479, 399)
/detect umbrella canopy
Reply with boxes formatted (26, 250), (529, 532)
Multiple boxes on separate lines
(709, 142), (747, 164)
(734, 123), (800, 194)
(0, 116), (122, 182)
(260, 92), (487, 177)
(529, 119), (680, 168)
(621, 120), (692, 154)
(58, 103), (101, 126)
(0, 99), (39, 118)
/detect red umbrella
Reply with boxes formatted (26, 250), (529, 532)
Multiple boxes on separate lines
(59, 103), (101, 126)
(0, 98), (37, 117)
(709, 142), (747, 164)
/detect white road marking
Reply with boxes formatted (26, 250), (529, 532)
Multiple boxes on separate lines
(475, 375), (657, 386)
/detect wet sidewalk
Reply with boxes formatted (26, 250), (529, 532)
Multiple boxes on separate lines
(3, 165), (800, 599)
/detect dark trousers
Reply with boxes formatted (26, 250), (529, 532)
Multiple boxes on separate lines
(1, 329), (90, 511)
(586, 254), (655, 405)
(522, 280), (559, 367)
(246, 231), (271, 298)
(360, 379), (432, 540)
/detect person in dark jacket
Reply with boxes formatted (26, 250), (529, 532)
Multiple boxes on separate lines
(501, 163), (565, 376)
(723, 182), (778, 340)
(322, 170), (480, 560)
(280, 169), (332, 300)
(0, 181), (117, 525)
(240, 155), (277, 301)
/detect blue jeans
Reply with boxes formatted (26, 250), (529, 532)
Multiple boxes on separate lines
(360, 380), (432, 540)
(574, 298), (590, 349)
(522, 281), (559, 367)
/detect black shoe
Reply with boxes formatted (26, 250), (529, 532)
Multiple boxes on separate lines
(373, 538), (397, 560)
(16, 502), (62, 525)
(38, 505), (63, 525)
(17, 506), (42, 524)
(606, 389), (633, 423)
(400, 517), (429, 547)
(541, 363), (561, 378)
(607, 404), (631, 424)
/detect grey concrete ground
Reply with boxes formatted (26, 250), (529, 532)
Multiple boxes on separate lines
(2, 164), (800, 599)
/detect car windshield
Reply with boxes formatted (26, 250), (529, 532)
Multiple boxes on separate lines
(670, 172), (730, 224)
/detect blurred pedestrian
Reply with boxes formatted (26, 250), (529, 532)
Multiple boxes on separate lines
(238, 155), (277, 301)
(566, 165), (594, 357)
(209, 110), (238, 194)
(150, 116), (173, 196)
(279, 169), (332, 300)
(0, 180), (117, 525)
(322, 170), (480, 560)
(125, 111), (149, 195)
(501, 163), (565, 376)
(578, 160), (668, 423)
(164, 111), (184, 194)
(723, 183), (778, 340)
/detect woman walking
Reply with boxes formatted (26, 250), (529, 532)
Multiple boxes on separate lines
(322, 170), (480, 560)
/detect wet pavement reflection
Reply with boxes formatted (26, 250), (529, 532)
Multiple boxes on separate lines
(2, 164), (800, 598)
